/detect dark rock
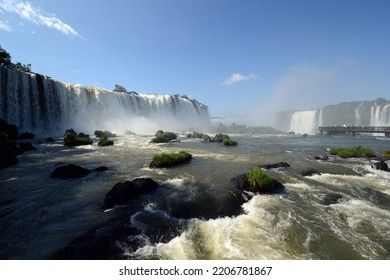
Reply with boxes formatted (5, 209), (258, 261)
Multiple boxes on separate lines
(46, 137), (55, 143)
(101, 178), (160, 211)
(94, 166), (108, 172)
(321, 193), (343, 205)
(17, 142), (37, 152)
(0, 119), (19, 141)
(52, 222), (138, 260)
(18, 132), (35, 140)
(259, 162), (290, 170)
(301, 168), (321, 176)
(371, 160), (388, 171)
(0, 138), (21, 168)
(313, 155), (329, 161)
(230, 173), (285, 195)
(50, 164), (90, 179)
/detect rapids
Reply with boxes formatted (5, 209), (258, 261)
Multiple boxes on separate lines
(0, 133), (389, 260)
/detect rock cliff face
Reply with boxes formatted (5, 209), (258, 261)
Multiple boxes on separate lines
(273, 99), (390, 134)
(0, 66), (210, 135)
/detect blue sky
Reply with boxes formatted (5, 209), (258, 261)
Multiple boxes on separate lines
(1, 0), (390, 119)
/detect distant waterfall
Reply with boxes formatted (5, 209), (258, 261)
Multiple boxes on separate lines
(0, 66), (210, 135)
(288, 110), (319, 135)
(370, 103), (390, 126)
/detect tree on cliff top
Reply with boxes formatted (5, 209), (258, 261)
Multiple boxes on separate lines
(0, 46), (32, 72)
(113, 84), (127, 92)
(0, 46), (11, 66)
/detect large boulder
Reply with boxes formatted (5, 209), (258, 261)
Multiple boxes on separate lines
(50, 164), (90, 179)
(371, 160), (388, 171)
(101, 178), (160, 211)
(0, 138), (21, 168)
(259, 162), (290, 170)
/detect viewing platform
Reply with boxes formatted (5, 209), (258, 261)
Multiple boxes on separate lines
(319, 126), (390, 137)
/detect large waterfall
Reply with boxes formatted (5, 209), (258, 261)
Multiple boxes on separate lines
(275, 99), (390, 135)
(288, 110), (319, 135)
(370, 103), (390, 126)
(0, 66), (210, 135)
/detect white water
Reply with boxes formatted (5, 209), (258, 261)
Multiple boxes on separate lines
(0, 66), (210, 135)
(370, 104), (390, 126)
(288, 110), (318, 135)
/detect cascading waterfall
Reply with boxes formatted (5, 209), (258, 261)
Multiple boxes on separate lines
(288, 110), (319, 135)
(0, 66), (210, 135)
(370, 103), (390, 126)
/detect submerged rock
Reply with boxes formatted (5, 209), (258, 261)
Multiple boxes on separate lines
(50, 164), (90, 179)
(259, 162), (291, 170)
(321, 193), (343, 205)
(313, 155), (329, 161)
(101, 178), (160, 211)
(371, 160), (388, 171)
(301, 168), (321, 177)
(94, 166), (108, 172)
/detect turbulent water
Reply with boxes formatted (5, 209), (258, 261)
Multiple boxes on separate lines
(1, 133), (389, 260)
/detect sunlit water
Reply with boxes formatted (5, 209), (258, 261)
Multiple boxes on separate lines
(1, 134), (389, 259)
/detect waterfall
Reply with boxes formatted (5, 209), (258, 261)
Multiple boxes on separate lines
(355, 103), (364, 126)
(288, 110), (318, 135)
(0, 66), (210, 135)
(370, 103), (390, 126)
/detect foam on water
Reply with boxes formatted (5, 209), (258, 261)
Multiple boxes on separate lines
(328, 199), (390, 259)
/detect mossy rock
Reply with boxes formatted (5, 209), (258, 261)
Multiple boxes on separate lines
(223, 138), (238, 146)
(329, 145), (375, 158)
(98, 136), (114, 146)
(246, 168), (274, 192)
(383, 150), (390, 158)
(64, 129), (93, 146)
(150, 130), (178, 143)
(212, 133), (230, 143)
(94, 130), (117, 138)
(149, 151), (192, 168)
(230, 168), (285, 195)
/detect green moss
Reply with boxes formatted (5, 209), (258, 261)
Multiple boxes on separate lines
(98, 135), (114, 146)
(94, 130), (117, 138)
(329, 145), (375, 158)
(383, 150), (390, 157)
(64, 129), (92, 146)
(223, 138), (238, 146)
(247, 168), (274, 192)
(151, 130), (178, 143)
(150, 151), (192, 168)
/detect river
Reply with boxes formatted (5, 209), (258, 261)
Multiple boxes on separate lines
(0, 133), (389, 259)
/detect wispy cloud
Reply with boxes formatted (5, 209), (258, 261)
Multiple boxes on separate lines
(0, 19), (12, 31)
(222, 73), (258, 86)
(0, 0), (80, 37)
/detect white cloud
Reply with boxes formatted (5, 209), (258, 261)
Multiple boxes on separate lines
(222, 73), (258, 86)
(0, 19), (12, 31)
(0, 0), (80, 37)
